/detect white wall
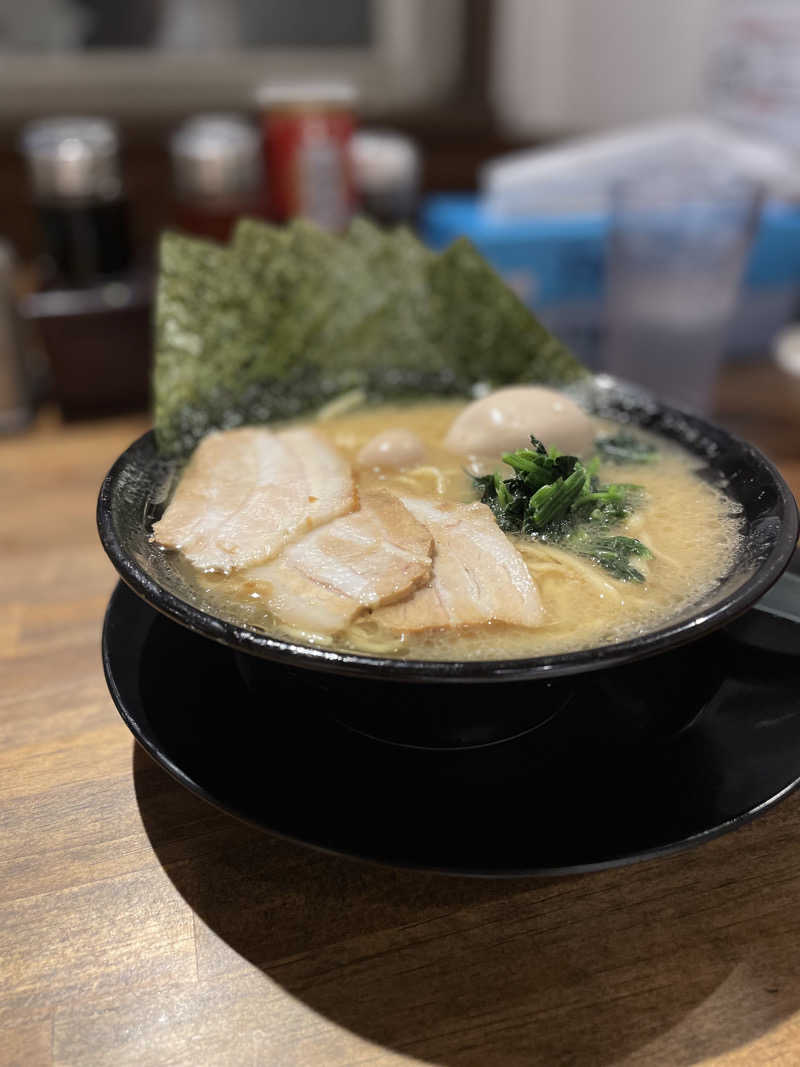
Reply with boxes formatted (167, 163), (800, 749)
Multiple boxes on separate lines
(491, 0), (721, 135)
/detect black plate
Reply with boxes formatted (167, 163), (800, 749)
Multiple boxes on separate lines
(97, 377), (799, 683)
(103, 557), (800, 877)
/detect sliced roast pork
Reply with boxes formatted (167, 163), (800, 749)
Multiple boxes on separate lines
(243, 490), (433, 636)
(373, 497), (545, 632)
(151, 426), (355, 572)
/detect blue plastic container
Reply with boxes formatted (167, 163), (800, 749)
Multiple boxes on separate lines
(422, 193), (800, 366)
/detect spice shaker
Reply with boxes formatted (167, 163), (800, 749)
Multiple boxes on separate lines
(0, 240), (38, 433)
(20, 117), (133, 288)
(170, 113), (264, 241)
(20, 118), (150, 419)
(350, 129), (421, 226)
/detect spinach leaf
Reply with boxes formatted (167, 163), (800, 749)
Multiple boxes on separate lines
(473, 437), (653, 582)
(594, 432), (659, 465)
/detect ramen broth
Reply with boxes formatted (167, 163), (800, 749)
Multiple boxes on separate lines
(172, 399), (742, 660)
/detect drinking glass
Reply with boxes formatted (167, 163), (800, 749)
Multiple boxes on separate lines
(603, 167), (763, 412)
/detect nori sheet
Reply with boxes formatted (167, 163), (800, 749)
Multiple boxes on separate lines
(154, 220), (588, 456)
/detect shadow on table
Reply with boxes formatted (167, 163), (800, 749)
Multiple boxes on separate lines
(133, 742), (800, 1066)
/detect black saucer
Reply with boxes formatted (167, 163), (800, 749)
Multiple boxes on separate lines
(103, 568), (800, 877)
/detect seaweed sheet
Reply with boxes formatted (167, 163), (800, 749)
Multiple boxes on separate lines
(154, 219), (588, 456)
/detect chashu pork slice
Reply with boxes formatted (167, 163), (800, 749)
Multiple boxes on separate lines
(151, 426), (355, 572)
(243, 490), (434, 637)
(372, 497), (545, 632)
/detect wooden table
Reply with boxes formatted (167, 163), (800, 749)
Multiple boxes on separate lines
(3, 362), (800, 1067)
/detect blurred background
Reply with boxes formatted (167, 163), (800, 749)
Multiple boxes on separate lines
(4, 0), (800, 425)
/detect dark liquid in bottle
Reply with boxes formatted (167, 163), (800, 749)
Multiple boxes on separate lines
(37, 198), (133, 287)
(173, 197), (263, 243)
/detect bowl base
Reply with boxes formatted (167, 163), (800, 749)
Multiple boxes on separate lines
(233, 644), (712, 752)
(235, 652), (570, 750)
(103, 579), (800, 876)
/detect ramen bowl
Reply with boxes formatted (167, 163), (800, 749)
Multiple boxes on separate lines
(97, 376), (799, 692)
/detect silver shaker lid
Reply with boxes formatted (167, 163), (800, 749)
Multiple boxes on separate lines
(20, 117), (122, 201)
(350, 129), (420, 195)
(170, 113), (261, 201)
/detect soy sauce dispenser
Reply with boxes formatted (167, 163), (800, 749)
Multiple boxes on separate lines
(21, 117), (133, 288)
(19, 117), (150, 418)
(170, 114), (263, 242)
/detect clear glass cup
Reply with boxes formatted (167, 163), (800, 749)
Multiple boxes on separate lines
(602, 167), (763, 412)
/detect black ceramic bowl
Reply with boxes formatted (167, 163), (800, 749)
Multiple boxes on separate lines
(97, 376), (798, 685)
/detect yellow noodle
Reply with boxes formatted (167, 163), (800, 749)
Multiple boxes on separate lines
(346, 629), (406, 655)
(518, 542), (625, 603)
(315, 388), (367, 421)
(519, 562), (570, 576)
(392, 465), (455, 495)
(278, 624), (336, 647)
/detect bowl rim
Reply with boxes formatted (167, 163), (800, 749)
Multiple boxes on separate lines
(97, 395), (800, 684)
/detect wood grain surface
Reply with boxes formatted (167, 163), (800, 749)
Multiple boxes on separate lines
(2, 363), (800, 1067)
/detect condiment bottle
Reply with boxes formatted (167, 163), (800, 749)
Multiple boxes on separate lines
(20, 117), (133, 288)
(170, 114), (263, 242)
(0, 240), (39, 433)
(256, 81), (357, 231)
(350, 129), (421, 226)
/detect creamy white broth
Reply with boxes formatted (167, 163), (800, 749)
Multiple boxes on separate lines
(174, 399), (742, 660)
